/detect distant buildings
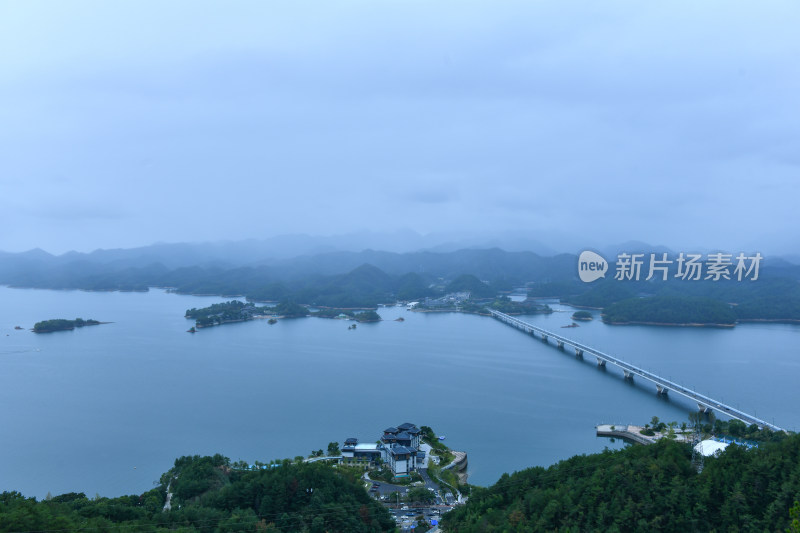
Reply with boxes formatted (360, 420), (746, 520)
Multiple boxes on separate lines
(341, 422), (423, 476)
(420, 292), (471, 309)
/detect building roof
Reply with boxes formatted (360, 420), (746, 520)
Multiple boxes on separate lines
(405, 426), (421, 435)
(383, 427), (399, 434)
(354, 443), (380, 452)
(395, 431), (412, 440)
(344, 438), (358, 445)
(390, 446), (415, 456)
(397, 422), (417, 430)
(694, 439), (729, 457)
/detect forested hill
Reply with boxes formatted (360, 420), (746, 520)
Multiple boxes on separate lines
(1, 245), (799, 319)
(0, 247), (576, 286)
(0, 248), (576, 306)
(0, 455), (394, 532)
(441, 434), (800, 532)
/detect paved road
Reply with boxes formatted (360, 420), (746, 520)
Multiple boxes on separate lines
(418, 468), (439, 492)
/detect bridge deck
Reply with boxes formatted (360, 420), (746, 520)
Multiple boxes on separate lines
(489, 310), (783, 432)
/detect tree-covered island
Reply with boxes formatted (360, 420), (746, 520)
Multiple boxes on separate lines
(571, 310), (593, 321)
(33, 318), (102, 333)
(185, 300), (310, 328)
(185, 300), (264, 328)
(353, 310), (381, 322)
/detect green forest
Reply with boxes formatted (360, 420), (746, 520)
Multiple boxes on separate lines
(5, 435), (800, 532)
(185, 300), (268, 327)
(602, 296), (737, 325)
(441, 433), (800, 532)
(33, 318), (101, 332)
(461, 297), (552, 316)
(353, 310), (381, 322)
(185, 300), (310, 327)
(0, 455), (393, 533)
(560, 276), (800, 324)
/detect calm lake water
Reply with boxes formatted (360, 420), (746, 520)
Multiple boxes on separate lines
(1, 286), (798, 498)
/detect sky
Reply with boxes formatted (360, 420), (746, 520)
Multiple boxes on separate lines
(1, 1), (798, 255)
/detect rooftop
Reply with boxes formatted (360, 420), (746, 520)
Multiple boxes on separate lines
(694, 439), (729, 457)
(390, 446), (415, 456)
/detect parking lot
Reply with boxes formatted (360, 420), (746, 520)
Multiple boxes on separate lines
(388, 505), (448, 531)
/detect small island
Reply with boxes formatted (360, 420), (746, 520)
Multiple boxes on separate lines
(571, 310), (593, 321)
(33, 318), (102, 333)
(353, 310), (381, 322)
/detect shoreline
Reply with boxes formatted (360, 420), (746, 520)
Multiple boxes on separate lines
(596, 424), (692, 445)
(602, 320), (736, 328)
(737, 318), (800, 324)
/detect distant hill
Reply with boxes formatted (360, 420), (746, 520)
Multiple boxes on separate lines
(1, 241), (798, 320)
(0, 246), (577, 293)
(445, 274), (495, 298)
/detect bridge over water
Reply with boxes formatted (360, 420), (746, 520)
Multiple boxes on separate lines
(489, 310), (784, 432)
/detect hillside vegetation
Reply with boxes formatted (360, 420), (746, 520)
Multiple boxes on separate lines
(442, 434), (800, 532)
(0, 455), (393, 532)
(603, 296), (737, 325)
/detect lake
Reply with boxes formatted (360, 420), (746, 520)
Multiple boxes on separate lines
(1, 287), (797, 498)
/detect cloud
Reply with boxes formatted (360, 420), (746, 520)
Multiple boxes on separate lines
(0, 1), (798, 253)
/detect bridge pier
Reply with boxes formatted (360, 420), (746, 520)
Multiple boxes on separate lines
(541, 335), (548, 343)
(596, 357), (606, 367)
(698, 403), (711, 414)
(556, 341), (564, 350)
(657, 385), (668, 395)
(623, 370), (633, 380)
(575, 348), (584, 359)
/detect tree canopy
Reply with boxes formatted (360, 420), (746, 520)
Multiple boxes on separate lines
(441, 434), (800, 532)
(0, 454), (394, 532)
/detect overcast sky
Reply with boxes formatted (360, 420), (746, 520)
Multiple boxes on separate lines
(1, 1), (798, 255)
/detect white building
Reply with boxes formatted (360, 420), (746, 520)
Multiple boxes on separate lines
(694, 439), (729, 457)
(341, 439), (383, 462)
